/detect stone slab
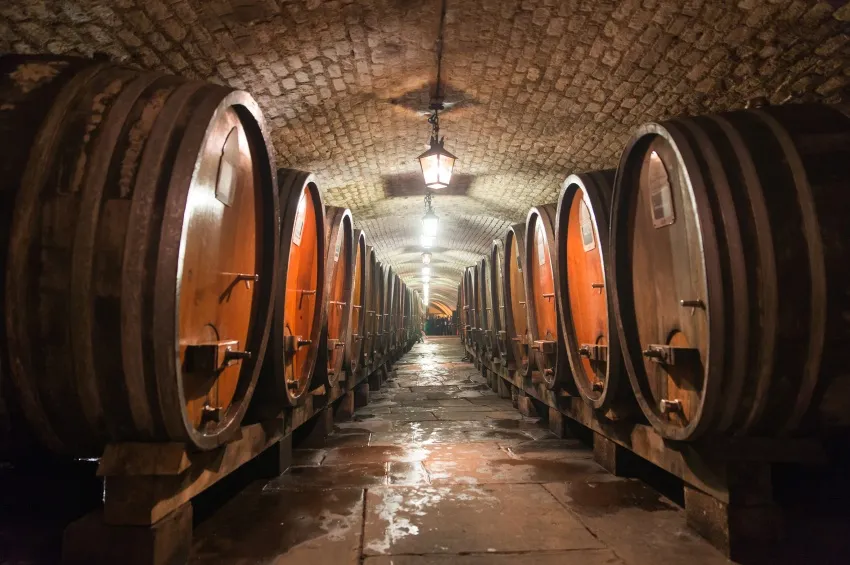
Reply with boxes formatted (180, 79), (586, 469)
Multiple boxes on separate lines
(363, 484), (603, 556)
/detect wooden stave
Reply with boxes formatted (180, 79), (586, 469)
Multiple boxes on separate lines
(503, 224), (532, 379)
(525, 204), (575, 392)
(555, 170), (627, 412)
(347, 230), (367, 374)
(3, 57), (279, 454)
(261, 169), (326, 408)
(323, 206), (354, 386)
(610, 104), (850, 441)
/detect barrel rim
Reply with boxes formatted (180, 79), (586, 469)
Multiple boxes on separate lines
(503, 223), (531, 378)
(274, 168), (327, 406)
(610, 122), (725, 441)
(324, 206), (354, 386)
(556, 170), (623, 411)
(163, 88), (280, 449)
(348, 228), (368, 373)
(524, 203), (573, 392)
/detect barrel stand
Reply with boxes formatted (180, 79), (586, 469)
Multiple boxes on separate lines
(468, 341), (825, 562)
(59, 357), (393, 565)
(62, 418), (287, 565)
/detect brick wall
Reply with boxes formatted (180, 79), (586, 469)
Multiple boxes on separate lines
(2, 0), (848, 305)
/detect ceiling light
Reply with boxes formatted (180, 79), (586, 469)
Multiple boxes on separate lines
(421, 251), (432, 265)
(422, 192), (439, 237)
(421, 235), (434, 248)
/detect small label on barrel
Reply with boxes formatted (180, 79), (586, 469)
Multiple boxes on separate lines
(293, 193), (306, 246)
(334, 231), (342, 262)
(579, 200), (596, 252)
(215, 127), (240, 207)
(537, 223), (546, 266)
(516, 250), (522, 273)
(648, 150), (675, 228)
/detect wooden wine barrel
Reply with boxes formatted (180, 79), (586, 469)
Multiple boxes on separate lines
(526, 205), (574, 391)
(610, 104), (850, 441)
(380, 265), (395, 357)
(347, 229), (368, 375)
(463, 266), (477, 349)
(323, 206), (354, 386)
(478, 256), (496, 359)
(489, 239), (509, 364)
(395, 276), (405, 352)
(556, 170), (627, 412)
(391, 276), (402, 353)
(363, 247), (380, 366)
(467, 265), (482, 355)
(400, 283), (410, 347)
(1, 56), (99, 458)
(374, 262), (388, 358)
(2, 55), (280, 455)
(457, 280), (467, 344)
(503, 224), (532, 378)
(258, 169), (326, 408)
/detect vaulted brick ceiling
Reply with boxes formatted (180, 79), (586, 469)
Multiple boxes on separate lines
(3, 0), (848, 309)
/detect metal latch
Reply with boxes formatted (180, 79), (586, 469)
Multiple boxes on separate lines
(642, 344), (698, 365)
(660, 399), (682, 414)
(579, 343), (608, 362)
(531, 340), (556, 354)
(284, 335), (312, 355)
(184, 340), (251, 375)
(201, 403), (222, 424)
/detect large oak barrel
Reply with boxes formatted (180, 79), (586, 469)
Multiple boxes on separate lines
(365, 248), (380, 366)
(478, 257), (496, 359)
(457, 280), (467, 344)
(258, 169), (325, 408)
(610, 104), (850, 441)
(1, 56), (99, 458)
(489, 239), (509, 365)
(463, 266), (477, 349)
(556, 170), (628, 412)
(323, 207), (354, 386)
(380, 265), (394, 357)
(526, 205), (574, 391)
(401, 284), (411, 346)
(392, 276), (403, 353)
(374, 261), (387, 358)
(2, 55), (279, 455)
(503, 224), (531, 378)
(347, 230), (368, 375)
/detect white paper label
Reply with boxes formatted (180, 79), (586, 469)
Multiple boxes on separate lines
(579, 200), (596, 252)
(292, 193), (306, 246)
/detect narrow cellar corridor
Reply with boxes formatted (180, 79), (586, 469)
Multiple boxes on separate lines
(189, 337), (729, 565)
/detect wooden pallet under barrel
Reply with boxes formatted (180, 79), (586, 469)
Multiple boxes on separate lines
(61, 349), (399, 565)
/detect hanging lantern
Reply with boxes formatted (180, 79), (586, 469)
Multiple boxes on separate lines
(421, 251), (432, 265)
(418, 137), (456, 190)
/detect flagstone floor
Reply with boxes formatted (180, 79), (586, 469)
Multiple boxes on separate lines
(190, 336), (731, 565)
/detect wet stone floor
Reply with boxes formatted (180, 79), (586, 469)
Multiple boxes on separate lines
(190, 336), (731, 565)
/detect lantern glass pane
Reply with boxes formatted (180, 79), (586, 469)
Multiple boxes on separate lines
(421, 235), (434, 248)
(419, 153), (441, 187)
(437, 153), (455, 187)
